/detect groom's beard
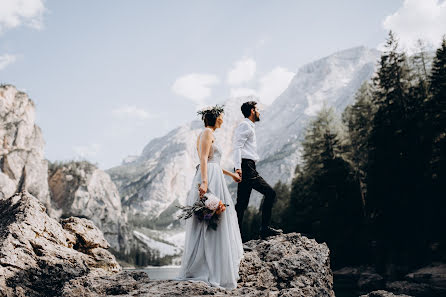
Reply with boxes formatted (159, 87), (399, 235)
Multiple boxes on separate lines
(255, 114), (260, 121)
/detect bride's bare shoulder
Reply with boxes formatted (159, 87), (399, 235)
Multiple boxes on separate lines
(200, 128), (214, 142)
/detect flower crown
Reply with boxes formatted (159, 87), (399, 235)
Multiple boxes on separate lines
(197, 104), (225, 120)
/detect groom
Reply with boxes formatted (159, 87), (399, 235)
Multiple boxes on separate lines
(233, 101), (282, 240)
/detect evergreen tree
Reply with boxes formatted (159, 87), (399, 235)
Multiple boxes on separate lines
(342, 81), (377, 214)
(366, 31), (424, 274)
(429, 37), (446, 174)
(270, 181), (290, 230)
(410, 39), (431, 98)
(426, 37), (446, 256)
(288, 106), (363, 267)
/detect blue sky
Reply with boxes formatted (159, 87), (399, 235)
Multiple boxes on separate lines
(1, 0), (445, 170)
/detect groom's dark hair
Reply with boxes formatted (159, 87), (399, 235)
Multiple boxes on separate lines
(241, 101), (257, 118)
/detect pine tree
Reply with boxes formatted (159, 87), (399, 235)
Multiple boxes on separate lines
(342, 81), (377, 214)
(367, 31), (408, 215)
(301, 105), (345, 176)
(289, 106), (363, 267)
(366, 31), (421, 273)
(410, 39), (431, 98)
(426, 37), (446, 249)
(270, 181), (291, 229)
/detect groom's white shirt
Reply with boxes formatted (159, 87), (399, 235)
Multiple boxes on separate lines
(233, 118), (260, 170)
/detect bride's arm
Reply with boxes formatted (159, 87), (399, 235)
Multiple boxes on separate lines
(222, 168), (241, 183)
(198, 129), (213, 196)
(222, 168), (234, 176)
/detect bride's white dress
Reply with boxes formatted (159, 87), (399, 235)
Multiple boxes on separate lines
(176, 128), (244, 290)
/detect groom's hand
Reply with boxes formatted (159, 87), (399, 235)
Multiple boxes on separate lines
(236, 169), (242, 179)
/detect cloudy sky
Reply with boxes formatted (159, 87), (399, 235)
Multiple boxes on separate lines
(1, 0), (445, 170)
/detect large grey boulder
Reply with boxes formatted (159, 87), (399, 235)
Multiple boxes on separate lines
(0, 191), (120, 296)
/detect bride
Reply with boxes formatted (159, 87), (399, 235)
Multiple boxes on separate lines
(176, 104), (244, 290)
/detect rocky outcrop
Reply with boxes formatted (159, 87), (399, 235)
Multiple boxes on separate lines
(238, 232), (335, 296)
(0, 194), (334, 296)
(48, 160), (123, 251)
(0, 191), (120, 297)
(62, 232), (335, 296)
(0, 85), (51, 211)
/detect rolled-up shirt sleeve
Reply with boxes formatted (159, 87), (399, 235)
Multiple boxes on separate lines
(233, 123), (252, 170)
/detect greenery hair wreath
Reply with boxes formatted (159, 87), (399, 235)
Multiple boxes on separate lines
(196, 104), (225, 120)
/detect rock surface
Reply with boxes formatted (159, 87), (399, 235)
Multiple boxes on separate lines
(360, 290), (413, 297)
(404, 263), (446, 295)
(0, 85), (51, 211)
(334, 263), (446, 297)
(0, 191), (120, 297)
(48, 160), (123, 251)
(62, 232), (335, 297)
(333, 266), (385, 292)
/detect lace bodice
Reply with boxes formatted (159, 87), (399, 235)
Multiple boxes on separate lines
(198, 128), (222, 164)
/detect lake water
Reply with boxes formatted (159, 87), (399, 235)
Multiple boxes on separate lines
(126, 266), (358, 296)
(125, 266), (181, 280)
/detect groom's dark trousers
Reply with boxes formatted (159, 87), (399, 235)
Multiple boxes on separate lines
(235, 158), (276, 235)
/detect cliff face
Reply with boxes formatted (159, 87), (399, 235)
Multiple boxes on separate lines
(0, 85), (51, 211)
(48, 160), (123, 251)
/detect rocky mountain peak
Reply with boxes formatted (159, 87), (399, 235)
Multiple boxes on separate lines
(0, 85), (51, 211)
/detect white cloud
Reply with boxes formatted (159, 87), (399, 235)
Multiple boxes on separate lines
(230, 87), (258, 98)
(226, 57), (256, 85)
(257, 67), (295, 105)
(172, 73), (220, 104)
(0, 54), (16, 70)
(112, 105), (152, 120)
(382, 0), (446, 51)
(0, 0), (46, 33)
(73, 143), (101, 159)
